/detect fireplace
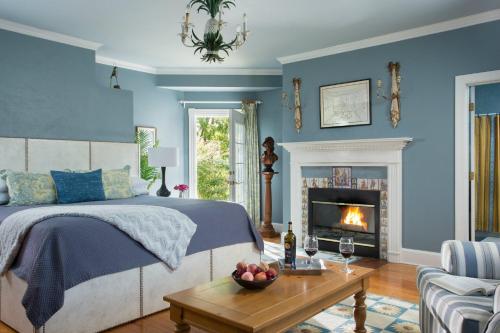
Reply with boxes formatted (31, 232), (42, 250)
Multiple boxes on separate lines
(308, 188), (380, 258)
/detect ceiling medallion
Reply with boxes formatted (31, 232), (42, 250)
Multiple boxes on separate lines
(179, 0), (249, 63)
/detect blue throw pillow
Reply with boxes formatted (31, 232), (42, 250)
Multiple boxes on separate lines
(50, 169), (106, 204)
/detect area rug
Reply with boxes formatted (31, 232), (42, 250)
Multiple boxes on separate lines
(287, 293), (420, 333)
(262, 240), (361, 264)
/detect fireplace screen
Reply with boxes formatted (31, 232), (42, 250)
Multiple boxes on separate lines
(312, 201), (376, 235)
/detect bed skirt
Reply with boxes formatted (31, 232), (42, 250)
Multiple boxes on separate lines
(0, 242), (261, 333)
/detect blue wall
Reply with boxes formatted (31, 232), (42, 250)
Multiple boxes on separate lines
(476, 83), (500, 114)
(95, 64), (186, 190)
(282, 21), (500, 252)
(0, 29), (134, 142)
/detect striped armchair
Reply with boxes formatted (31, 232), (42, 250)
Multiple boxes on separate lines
(417, 240), (500, 333)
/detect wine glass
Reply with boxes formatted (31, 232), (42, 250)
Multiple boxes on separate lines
(339, 237), (355, 274)
(304, 234), (319, 267)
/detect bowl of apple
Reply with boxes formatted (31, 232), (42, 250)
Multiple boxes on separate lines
(232, 262), (279, 290)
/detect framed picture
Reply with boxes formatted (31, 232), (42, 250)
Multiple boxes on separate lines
(332, 167), (352, 188)
(135, 126), (157, 149)
(320, 79), (371, 128)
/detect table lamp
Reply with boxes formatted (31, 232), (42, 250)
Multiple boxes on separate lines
(148, 147), (179, 197)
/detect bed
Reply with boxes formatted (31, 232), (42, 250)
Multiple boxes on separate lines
(0, 137), (262, 333)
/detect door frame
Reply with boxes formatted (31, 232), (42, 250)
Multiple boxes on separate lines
(455, 70), (500, 240)
(188, 108), (230, 199)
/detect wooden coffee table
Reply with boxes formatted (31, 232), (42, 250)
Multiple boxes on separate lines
(164, 263), (373, 333)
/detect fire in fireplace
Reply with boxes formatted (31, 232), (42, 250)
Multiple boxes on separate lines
(308, 188), (380, 258)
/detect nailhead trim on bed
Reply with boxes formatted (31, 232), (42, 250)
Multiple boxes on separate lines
(139, 267), (144, 317)
(210, 250), (213, 281)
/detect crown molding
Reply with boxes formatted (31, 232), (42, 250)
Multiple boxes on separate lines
(96, 55), (283, 76)
(277, 9), (500, 64)
(95, 56), (157, 74)
(155, 67), (282, 76)
(0, 18), (102, 50)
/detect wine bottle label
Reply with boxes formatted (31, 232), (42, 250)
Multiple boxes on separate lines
(284, 240), (296, 267)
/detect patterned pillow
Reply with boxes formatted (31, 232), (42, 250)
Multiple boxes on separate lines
(51, 169), (106, 204)
(102, 166), (133, 200)
(0, 169), (7, 193)
(6, 171), (56, 206)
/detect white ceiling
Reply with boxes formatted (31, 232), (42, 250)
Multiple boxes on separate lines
(0, 0), (499, 71)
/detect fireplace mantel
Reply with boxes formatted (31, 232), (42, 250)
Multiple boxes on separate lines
(279, 137), (412, 152)
(278, 137), (413, 264)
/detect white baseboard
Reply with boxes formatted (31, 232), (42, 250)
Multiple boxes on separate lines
(399, 248), (440, 266)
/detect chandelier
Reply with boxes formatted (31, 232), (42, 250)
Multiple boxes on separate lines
(179, 0), (249, 63)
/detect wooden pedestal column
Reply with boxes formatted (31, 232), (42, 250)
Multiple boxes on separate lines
(260, 171), (279, 238)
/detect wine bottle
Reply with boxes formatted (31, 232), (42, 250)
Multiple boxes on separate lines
(284, 221), (296, 268)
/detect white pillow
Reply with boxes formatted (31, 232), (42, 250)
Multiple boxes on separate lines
(0, 192), (9, 205)
(130, 177), (149, 196)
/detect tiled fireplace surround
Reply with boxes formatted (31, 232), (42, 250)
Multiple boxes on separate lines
(279, 138), (412, 263)
(302, 171), (388, 259)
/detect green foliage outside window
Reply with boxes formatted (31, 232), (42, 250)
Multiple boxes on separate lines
(196, 117), (230, 200)
(136, 130), (159, 189)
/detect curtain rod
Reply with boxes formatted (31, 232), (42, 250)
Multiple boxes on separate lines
(476, 112), (500, 116)
(178, 100), (263, 107)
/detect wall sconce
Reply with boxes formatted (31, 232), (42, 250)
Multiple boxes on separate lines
(376, 62), (401, 128)
(281, 78), (303, 133)
(292, 78), (302, 133)
(109, 66), (121, 89)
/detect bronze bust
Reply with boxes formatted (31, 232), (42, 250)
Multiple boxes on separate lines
(261, 137), (278, 173)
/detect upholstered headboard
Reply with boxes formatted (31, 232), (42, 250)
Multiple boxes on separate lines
(0, 137), (139, 176)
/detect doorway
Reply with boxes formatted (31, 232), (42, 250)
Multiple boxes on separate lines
(188, 109), (246, 205)
(469, 83), (500, 241)
(455, 70), (500, 241)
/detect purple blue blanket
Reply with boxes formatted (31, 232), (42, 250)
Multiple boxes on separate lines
(0, 195), (263, 328)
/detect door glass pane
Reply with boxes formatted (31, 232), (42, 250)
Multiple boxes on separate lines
(232, 110), (246, 206)
(196, 116), (230, 201)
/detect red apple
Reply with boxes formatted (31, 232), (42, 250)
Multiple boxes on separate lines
(266, 268), (277, 280)
(247, 264), (258, 275)
(241, 272), (254, 281)
(236, 262), (247, 272)
(254, 272), (267, 281)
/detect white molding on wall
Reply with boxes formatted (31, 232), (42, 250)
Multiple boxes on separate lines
(277, 9), (500, 64)
(400, 248), (441, 267)
(278, 137), (412, 263)
(0, 18), (102, 50)
(454, 70), (500, 241)
(156, 67), (283, 76)
(95, 56), (157, 74)
(96, 56), (284, 75)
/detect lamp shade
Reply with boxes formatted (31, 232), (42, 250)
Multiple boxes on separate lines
(148, 147), (179, 167)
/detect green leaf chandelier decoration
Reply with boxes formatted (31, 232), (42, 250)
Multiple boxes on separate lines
(179, 0), (249, 63)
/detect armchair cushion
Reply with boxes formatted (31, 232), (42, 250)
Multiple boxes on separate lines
(441, 240), (500, 279)
(484, 312), (500, 333)
(495, 286), (500, 313)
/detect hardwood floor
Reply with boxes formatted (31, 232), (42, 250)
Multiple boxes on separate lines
(0, 237), (418, 333)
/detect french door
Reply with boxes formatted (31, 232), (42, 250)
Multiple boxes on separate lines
(188, 108), (246, 205)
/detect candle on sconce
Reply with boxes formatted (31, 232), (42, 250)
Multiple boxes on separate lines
(243, 13), (247, 32)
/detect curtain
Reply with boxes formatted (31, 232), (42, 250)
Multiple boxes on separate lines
(494, 115), (500, 233)
(475, 116), (491, 232)
(242, 101), (261, 226)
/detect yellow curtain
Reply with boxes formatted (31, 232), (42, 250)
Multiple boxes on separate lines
(475, 116), (491, 232)
(494, 115), (500, 232)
